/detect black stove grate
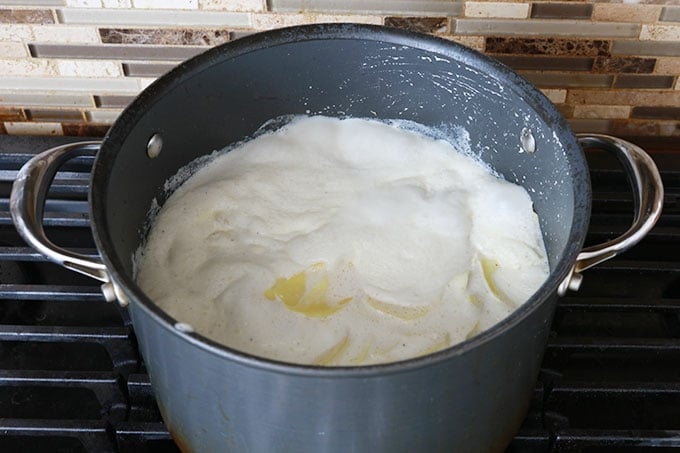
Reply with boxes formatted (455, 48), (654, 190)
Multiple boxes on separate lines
(0, 136), (678, 452)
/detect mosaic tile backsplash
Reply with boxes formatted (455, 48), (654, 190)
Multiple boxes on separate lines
(0, 1), (679, 137)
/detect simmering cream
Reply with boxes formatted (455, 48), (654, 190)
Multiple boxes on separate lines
(135, 116), (549, 366)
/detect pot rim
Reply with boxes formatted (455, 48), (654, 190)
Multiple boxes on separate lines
(91, 23), (589, 377)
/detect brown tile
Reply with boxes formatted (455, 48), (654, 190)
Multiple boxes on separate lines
(531, 3), (593, 19)
(0, 123), (6, 135)
(485, 37), (609, 56)
(0, 107), (26, 121)
(494, 55), (593, 71)
(99, 28), (230, 46)
(0, 8), (54, 24)
(26, 108), (84, 122)
(384, 17), (448, 34)
(520, 72), (614, 88)
(592, 4), (661, 23)
(94, 95), (135, 108)
(555, 103), (574, 118)
(62, 123), (111, 137)
(614, 75), (675, 89)
(122, 62), (176, 77)
(567, 90), (680, 106)
(592, 57), (656, 74)
(568, 118), (612, 134)
(631, 106), (680, 120)
(610, 119), (680, 137)
(29, 43), (204, 61)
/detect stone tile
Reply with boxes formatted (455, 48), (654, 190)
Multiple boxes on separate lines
(102, 0), (132, 6)
(660, 6), (680, 22)
(567, 89), (680, 106)
(0, 123), (6, 134)
(269, 0), (463, 15)
(0, 8), (54, 23)
(199, 0), (265, 11)
(614, 74), (675, 89)
(0, 42), (28, 58)
(494, 55), (593, 71)
(56, 60), (122, 77)
(613, 40), (680, 57)
(485, 37), (609, 56)
(26, 108), (84, 121)
(592, 4), (661, 23)
(0, 24), (33, 41)
(384, 17), (448, 34)
(229, 30), (255, 40)
(123, 62), (176, 77)
(62, 122), (110, 137)
(592, 57), (656, 74)
(66, 0), (101, 5)
(443, 35), (485, 52)
(453, 19), (639, 38)
(531, 3), (593, 19)
(133, 0), (197, 9)
(30, 43), (204, 61)
(540, 88), (567, 104)
(519, 72), (614, 88)
(640, 24), (680, 41)
(0, 59), (57, 76)
(554, 103), (573, 118)
(631, 106), (680, 120)
(31, 25), (100, 43)
(654, 57), (680, 74)
(573, 104), (631, 119)
(0, 107), (26, 121)
(5, 121), (63, 135)
(609, 119), (680, 137)
(465, 2), (528, 19)
(94, 94), (134, 108)
(0, 92), (93, 107)
(58, 7), (250, 27)
(99, 28), (230, 46)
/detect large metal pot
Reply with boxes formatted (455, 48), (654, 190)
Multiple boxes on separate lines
(10, 24), (663, 452)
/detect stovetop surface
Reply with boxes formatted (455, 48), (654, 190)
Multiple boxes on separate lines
(0, 135), (679, 452)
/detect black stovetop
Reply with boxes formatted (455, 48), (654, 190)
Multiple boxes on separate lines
(0, 135), (679, 452)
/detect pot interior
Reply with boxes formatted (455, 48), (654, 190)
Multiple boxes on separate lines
(93, 24), (589, 330)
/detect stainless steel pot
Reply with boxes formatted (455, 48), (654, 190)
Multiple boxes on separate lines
(10, 24), (663, 453)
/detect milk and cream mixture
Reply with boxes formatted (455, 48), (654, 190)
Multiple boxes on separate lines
(135, 116), (549, 366)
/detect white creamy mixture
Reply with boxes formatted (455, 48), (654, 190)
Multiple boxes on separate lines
(136, 116), (549, 366)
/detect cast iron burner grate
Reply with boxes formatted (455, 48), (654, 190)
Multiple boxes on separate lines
(0, 136), (678, 452)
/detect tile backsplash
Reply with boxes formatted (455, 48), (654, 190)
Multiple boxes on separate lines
(0, 0), (678, 137)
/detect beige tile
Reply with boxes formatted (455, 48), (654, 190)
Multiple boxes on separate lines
(640, 24), (680, 41)
(656, 57), (680, 74)
(57, 60), (123, 77)
(252, 13), (381, 29)
(0, 58), (57, 76)
(0, 1), (64, 5)
(199, 0), (265, 11)
(465, 2), (528, 19)
(0, 42), (28, 58)
(58, 7), (251, 27)
(592, 4), (661, 23)
(676, 77), (680, 90)
(65, 0), (101, 6)
(0, 24), (33, 41)
(453, 19), (640, 38)
(540, 88), (567, 104)
(103, 0), (132, 6)
(0, 92), (94, 107)
(269, 0), (462, 15)
(137, 76), (156, 90)
(567, 118), (612, 134)
(5, 121), (63, 135)
(573, 104), (631, 119)
(132, 0), (198, 9)
(0, 76), (140, 93)
(31, 25), (101, 43)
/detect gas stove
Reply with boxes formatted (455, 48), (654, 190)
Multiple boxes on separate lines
(0, 134), (678, 452)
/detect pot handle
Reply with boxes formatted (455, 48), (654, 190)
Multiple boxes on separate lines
(9, 141), (125, 304)
(558, 134), (664, 296)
